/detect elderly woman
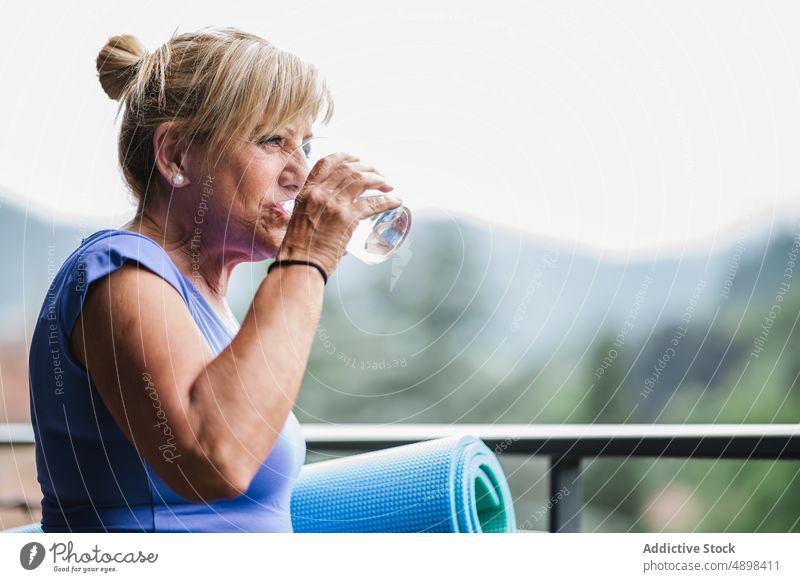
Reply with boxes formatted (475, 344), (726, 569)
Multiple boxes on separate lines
(28, 27), (401, 532)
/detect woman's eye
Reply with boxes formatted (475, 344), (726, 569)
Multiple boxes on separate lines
(258, 135), (282, 147)
(302, 143), (312, 158)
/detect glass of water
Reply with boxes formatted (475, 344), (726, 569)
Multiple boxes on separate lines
(276, 137), (412, 265)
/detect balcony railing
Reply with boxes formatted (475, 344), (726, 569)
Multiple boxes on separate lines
(3, 423), (800, 532)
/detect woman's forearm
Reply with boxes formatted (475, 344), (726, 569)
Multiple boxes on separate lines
(187, 265), (324, 493)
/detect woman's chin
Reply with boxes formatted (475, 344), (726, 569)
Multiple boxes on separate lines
(262, 233), (289, 261)
(246, 218), (286, 260)
(248, 238), (281, 262)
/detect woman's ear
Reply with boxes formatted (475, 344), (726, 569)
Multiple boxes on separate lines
(153, 121), (192, 188)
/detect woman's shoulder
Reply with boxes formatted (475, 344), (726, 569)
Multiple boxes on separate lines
(69, 229), (186, 292)
(51, 229), (191, 327)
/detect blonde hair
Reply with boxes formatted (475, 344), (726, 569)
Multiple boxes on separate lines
(96, 27), (333, 204)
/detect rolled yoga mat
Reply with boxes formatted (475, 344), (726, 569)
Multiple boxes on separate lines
(291, 435), (516, 533)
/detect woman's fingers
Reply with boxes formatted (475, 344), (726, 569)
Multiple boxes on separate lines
(331, 167), (393, 200)
(305, 152), (360, 186)
(343, 161), (384, 176)
(353, 194), (403, 220)
(280, 152), (399, 274)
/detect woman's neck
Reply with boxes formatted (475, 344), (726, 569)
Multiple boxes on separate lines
(121, 198), (241, 306)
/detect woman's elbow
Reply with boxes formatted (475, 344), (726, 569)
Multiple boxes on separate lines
(168, 463), (253, 503)
(206, 466), (253, 500)
(161, 435), (256, 502)
(171, 409), (276, 502)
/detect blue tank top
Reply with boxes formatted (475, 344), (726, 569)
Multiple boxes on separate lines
(28, 229), (306, 532)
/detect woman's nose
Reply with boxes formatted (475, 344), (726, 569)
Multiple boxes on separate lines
(278, 150), (311, 191)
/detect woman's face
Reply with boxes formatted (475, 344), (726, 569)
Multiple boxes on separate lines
(186, 120), (314, 262)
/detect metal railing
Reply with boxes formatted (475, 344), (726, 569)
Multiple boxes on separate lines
(3, 423), (800, 532)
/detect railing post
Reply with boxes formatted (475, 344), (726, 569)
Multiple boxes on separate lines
(548, 455), (582, 533)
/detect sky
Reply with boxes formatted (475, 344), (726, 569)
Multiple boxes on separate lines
(2, 0), (800, 257)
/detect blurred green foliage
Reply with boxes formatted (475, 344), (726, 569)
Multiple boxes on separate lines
(295, 227), (800, 532)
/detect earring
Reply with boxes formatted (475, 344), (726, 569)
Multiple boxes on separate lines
(172, 172), (185, 186)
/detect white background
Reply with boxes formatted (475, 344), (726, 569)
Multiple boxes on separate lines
(2, 0), (800, 256)
(1, 533), (798, 580)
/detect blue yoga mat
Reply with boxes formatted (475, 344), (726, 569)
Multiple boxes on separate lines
(291, 435), (516, 533)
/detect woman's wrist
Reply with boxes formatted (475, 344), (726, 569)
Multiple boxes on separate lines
(276, 242), (338, 278)
(268, 258), (328, 285)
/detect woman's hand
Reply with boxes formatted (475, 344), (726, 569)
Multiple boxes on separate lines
(276, 153), (402, 275)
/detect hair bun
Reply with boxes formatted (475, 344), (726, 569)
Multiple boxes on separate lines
(96, 34), (146, 101)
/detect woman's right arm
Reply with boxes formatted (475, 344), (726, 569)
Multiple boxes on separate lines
(70, 153), (402, 503)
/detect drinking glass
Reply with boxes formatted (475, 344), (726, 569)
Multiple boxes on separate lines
(277, 137), (412, 265)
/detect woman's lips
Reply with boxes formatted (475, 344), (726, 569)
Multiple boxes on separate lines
(274, 198), (296, 219)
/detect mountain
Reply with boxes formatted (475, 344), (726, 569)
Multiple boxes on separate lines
(1, 193), (798, 423)
(0, 194), (795, 354)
